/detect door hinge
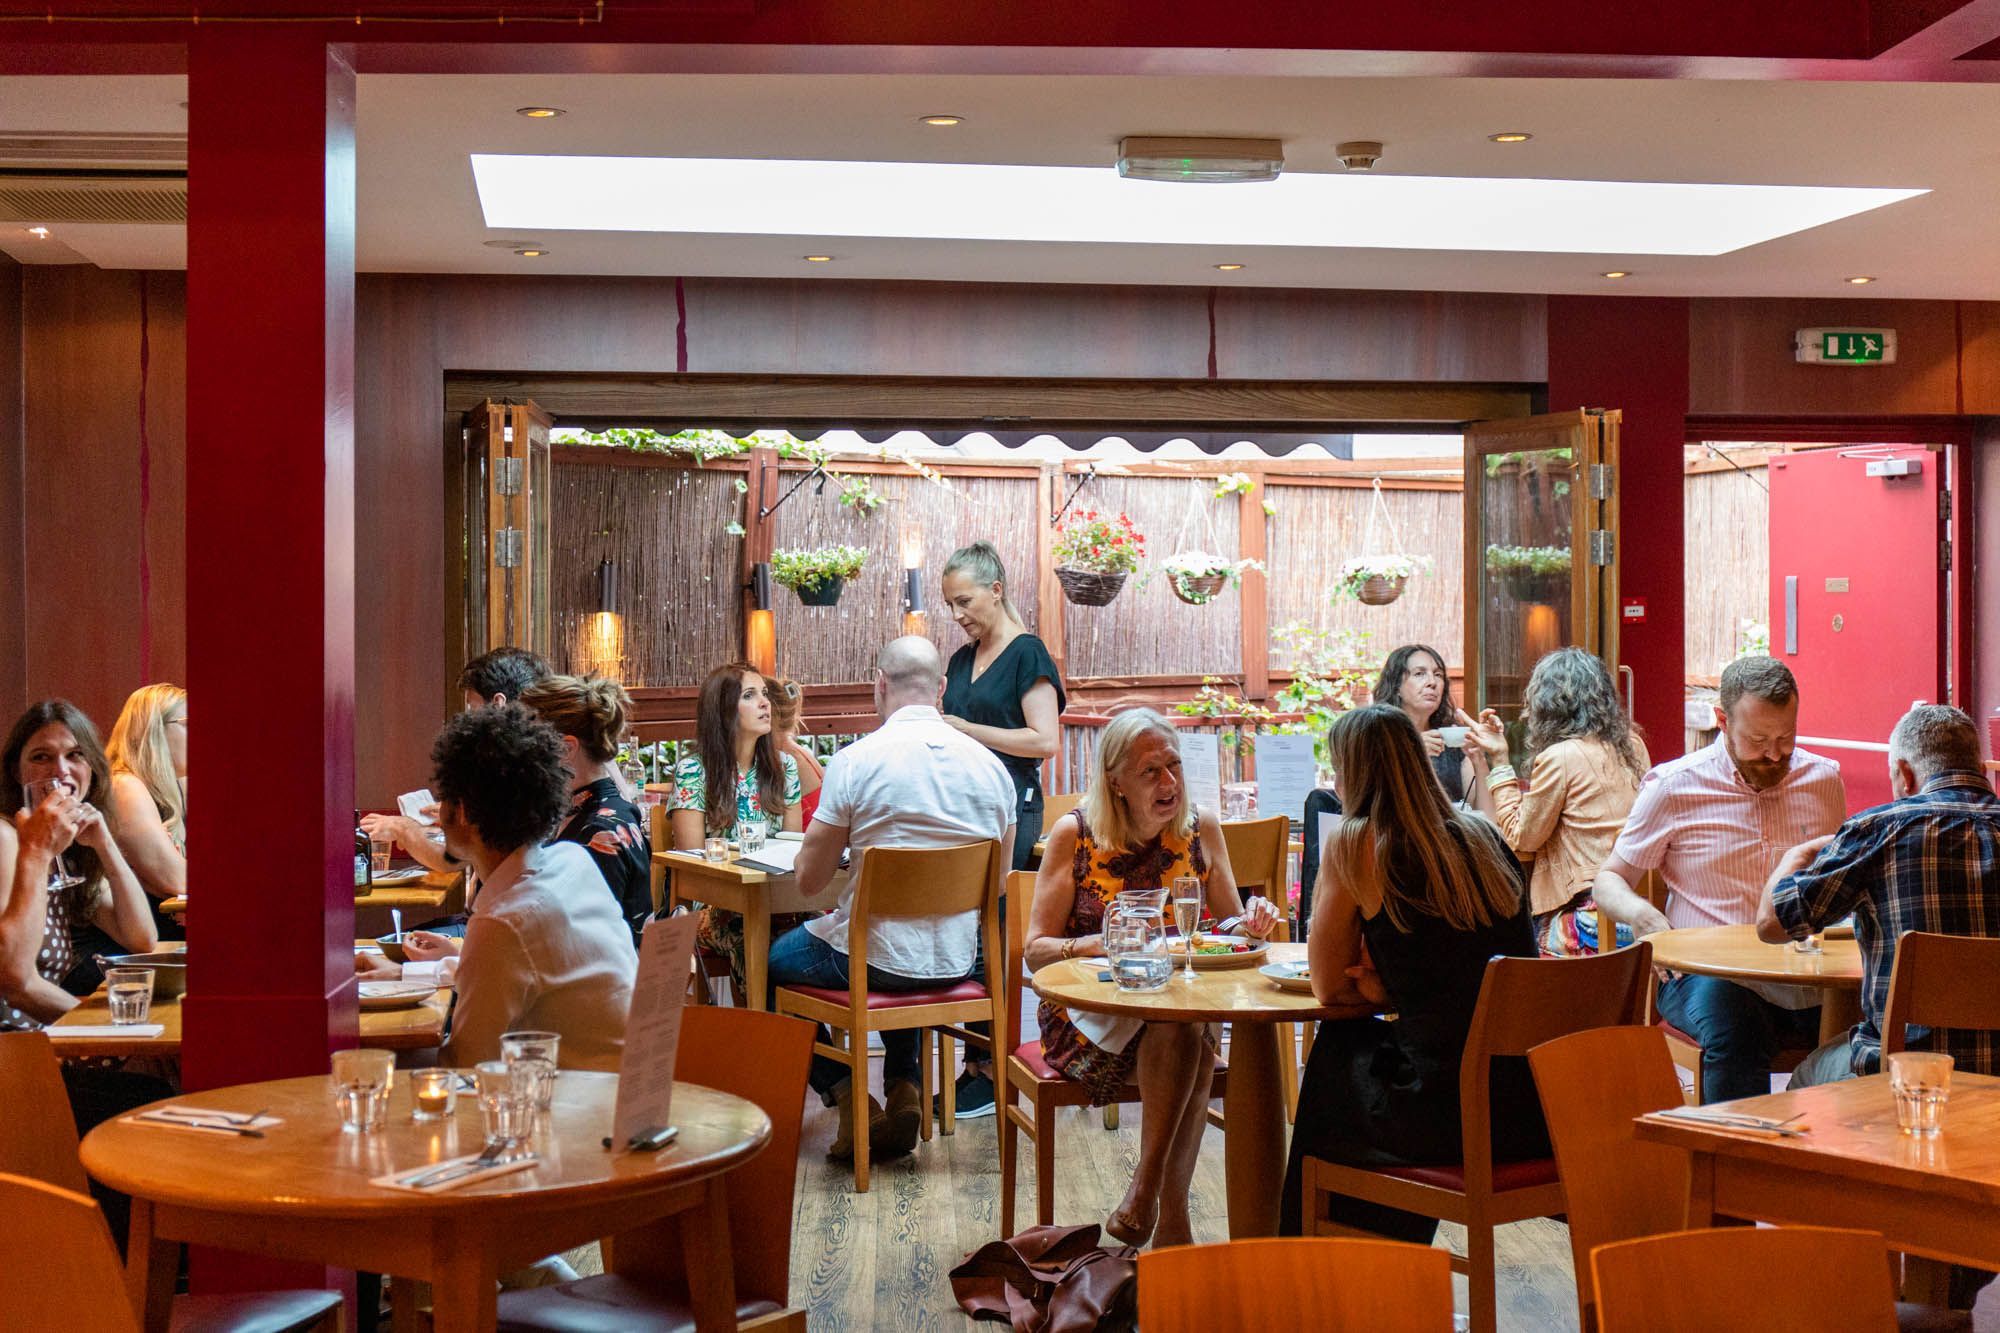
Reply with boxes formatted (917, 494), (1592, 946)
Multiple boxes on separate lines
(493, 456), (525, 497)
(1942, 539), (1952, 573)
(494, 528), (523, 569)
(1940, 488), (1952, 521)
(1589, 530), (1614, 566)
(1588, 464), (1614, 501)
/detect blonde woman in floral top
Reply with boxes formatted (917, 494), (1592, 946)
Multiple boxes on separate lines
(673, 663), (802, 992)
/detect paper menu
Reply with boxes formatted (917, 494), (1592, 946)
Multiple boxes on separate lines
(736, 838), (803, 874)
(1253, 733), (1317, 832)
(397, 789), (438, 825)
(612, 912), (699, 1148)
(1179, 731), (1223, 819)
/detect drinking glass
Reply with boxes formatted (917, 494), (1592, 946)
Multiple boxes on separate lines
(105, 967), (154, 1025)
(331, 1048), (394, 1133)
(702, 835), (728, 863)
(409, 1068), (457, 1122)
(741, 822), (767, 855)
(1171, 875), (1203, 982)
(476, 1060), (536, 1147)
(1790, 931), (1823, 955)
(1889, 1051), (1953, 1137)
(500, 1030), (561, 1111)
(22, 778), (85, 889)
(369, 831), (394, 875)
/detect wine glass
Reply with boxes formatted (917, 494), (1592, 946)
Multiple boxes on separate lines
(23, 778), (85, 889)
(1172, 874), (1203, 982)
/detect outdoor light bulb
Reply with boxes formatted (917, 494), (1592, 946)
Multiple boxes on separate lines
(26, 225), (48, 238)
(1489, 132), (1533, 144)
(899, 522), (924, 570)
(919, 114), (963, 126)
(1846, 275), (1875, 284)
(517, 106), (565, 119)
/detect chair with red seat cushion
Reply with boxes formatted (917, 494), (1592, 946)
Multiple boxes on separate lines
(1299, 944), (1652, 1333)
(774, 839), (1007, 1193)
(996, 869), (1229, 1237)
(496, 1006), (816, 1331)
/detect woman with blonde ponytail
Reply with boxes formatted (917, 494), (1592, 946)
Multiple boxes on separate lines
(106, 683), (189, 933)
(520, 673), (651, 944)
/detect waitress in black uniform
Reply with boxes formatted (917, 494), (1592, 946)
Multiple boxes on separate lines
(938, 540), (1066, 1117)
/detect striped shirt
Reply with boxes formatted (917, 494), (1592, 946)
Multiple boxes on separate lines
(1770, 771), (2000, 1076)
(1614, 736), (1847, 931)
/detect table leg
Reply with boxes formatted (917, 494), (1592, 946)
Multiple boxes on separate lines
(1820, 992), (1863, 1046)
(1685, 1152), (1716, 1229)
(124, 1198), (176, 1333)
(679, 1178), (739, 1333)
(428, 1232), (498, 1333)
(743, 906), (771, 1014)
(388, 1276), (423, 1332)
(1221, 1023), (1286, 1239)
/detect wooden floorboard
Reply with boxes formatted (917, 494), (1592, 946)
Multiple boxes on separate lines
(789, 1053), (1581, 1331)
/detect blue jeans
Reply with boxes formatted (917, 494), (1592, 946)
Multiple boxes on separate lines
(1657, 973), (1821, 1103)
(766, 925), (963, 1100)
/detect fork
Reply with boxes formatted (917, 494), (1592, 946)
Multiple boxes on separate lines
(150, 1105), (269, 1127)
(401, 1139), (510, 1190)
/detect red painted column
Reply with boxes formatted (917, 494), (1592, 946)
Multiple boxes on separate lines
(183, 33), (357, 1093)
(1547, 296), (1690, 756)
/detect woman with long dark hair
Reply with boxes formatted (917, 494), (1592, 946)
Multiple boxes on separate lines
(1372, 643), (1481, 804)
(1280, 704), (1545, 1239)
(1464, 647), (1650, 955)
(1, 699), (156, 1030)
(671, 663), (801, 992)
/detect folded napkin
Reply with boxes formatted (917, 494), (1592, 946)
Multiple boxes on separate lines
(373, 1150), (539, 1193)
(1646, 1106), (1809, 1137)
(59, 1024), (165, 1039)
(369, 867), (429, 884)
(126, 1105), (283, 1135)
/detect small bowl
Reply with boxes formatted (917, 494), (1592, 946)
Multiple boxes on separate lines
(374, 935), (409, 965)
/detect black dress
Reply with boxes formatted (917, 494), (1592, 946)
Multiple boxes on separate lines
(943, 634), (1066, 872)
(1297, 787), (1343, 941)
(555, 776), (652, 945)
(1280, 825), (1546, 1241)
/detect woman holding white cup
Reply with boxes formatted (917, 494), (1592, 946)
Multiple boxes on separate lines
(1371, 645), (1483, 806)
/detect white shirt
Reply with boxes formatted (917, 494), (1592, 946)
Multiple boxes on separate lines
(804, 704), (1017, 980)
(433, 840), (638, 1071)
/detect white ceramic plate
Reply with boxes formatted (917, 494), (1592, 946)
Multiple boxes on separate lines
(1260, 959), (1313, 993)
(358, 980), (438, 1011)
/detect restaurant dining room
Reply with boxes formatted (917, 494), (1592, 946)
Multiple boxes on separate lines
(11, 5), (2000, 1331)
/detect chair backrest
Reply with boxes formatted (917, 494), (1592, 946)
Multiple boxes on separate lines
(1527, 1026), (1690, 1326)
(610, 1007), (815, 1305)
(1458, 944), (1653, 1190)
(1004, 870), (1038, 1054)
(0, 1173), (139, 1332)
(1044, 791), (1082, 830)
(1591, 1227), (1896, 1333)
(1883, 930), (2000, 1056)
(647, 802), (670, 913)
(0, 1031), (91, 1193)
(1221, 815), (1289, 898)
(845, 839), (1007, 1008)
(1138, 1237), (1451, 1332)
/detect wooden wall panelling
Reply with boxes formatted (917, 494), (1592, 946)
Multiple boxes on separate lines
(1958, 302), (2000, 414)
(0, 258), (23, 715)
(1213, 288), (1549, 383)
(139, 272), (188, 696)
(1688, 298), (1960, 416)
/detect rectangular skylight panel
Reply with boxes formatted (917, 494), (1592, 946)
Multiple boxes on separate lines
(470, 154), (1923, 257)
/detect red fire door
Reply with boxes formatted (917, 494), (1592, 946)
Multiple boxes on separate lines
(1768, 446), (1947, 815)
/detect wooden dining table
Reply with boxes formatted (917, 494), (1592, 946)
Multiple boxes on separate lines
(1634, 1072), (2000, 1284)
(656, 849), (829, 1011)
(49, 981), (449, 1060)
(161, 868), (467, 941)
(1647, 923), (1865, 1043)
(1030, 941), (1341, 1239)
(81, 1070), (771, 1333)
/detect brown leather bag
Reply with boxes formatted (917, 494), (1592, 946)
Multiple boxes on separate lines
(950, 1223), (1139, 1332)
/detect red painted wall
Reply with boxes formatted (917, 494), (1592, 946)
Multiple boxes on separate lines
(1547, 296), (1691, 755)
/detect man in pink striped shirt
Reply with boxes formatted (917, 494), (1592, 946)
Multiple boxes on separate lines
(1593, 657), (1847, 1101)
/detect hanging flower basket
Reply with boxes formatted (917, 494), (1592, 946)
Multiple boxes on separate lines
(1155, 486), (1261, 609)
(795, 576), (846, 607)
(1355, 573), (1408, 606)
(1055, 566), (1129, 606)
(1485, 545), (1572, 607)
(1170, 571), (1230, 605)
(771, 544), (868, 608)
(1334, 480), (1428, 608)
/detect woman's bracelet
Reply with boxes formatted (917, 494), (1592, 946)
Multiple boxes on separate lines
(1061, 937), (1076, 960)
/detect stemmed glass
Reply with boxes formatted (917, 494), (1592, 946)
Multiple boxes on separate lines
(23, 778), (86, 889)
(1172, 875), (1203, 982)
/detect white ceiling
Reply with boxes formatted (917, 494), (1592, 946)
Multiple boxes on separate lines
(2, 70), (1999, 297)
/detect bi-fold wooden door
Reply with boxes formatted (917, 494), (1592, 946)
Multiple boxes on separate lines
(458, 399), (552, 671)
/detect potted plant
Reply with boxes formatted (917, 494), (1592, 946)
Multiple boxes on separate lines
(1158, 550), (1263, 606)
(771, 544), (869, 606)
(1335, 552), (1427, 607)
(1051, 509), (1145, 606)
(1484, 543), (1572, 606)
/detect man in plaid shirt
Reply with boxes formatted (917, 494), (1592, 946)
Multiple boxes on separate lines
(1756, 704), (2000, 1086)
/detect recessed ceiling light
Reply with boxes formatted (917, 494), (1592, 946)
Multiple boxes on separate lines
(516, 106), (565, 119)
(1214, 262), (1245, 271)
(26, 226), (48, 239)
(1601, 270), (1630, 279)
(919, 114), (963, 127)
(514, 248), (548, 257)
(1846, 275), (1875, 284)
(1489, 132), (1533, 144)
(803, 254), (834, 262)
(471, 155), (1927, 257)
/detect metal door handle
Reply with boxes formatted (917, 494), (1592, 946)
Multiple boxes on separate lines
(1618, 664), (1635, 718)
(1784, 575), (1799, 655)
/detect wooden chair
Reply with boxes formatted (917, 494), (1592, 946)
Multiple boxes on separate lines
(1138, 1236), (1451, 1333)
(775, 839), (1006, 1192)
(1527, 1026), (1691, 1331)
(650, 803), (738, 1005)
(1043, 791), (1082, 831)
(1220, 814), (1289, 899)
(998, 869), (1230, 1236)
(1883, 930), (2000, 1055)
(1591, 1226), (1898, 1333)
(496, 1007), (815, 1332)
(1300, 944), (1652, 1333)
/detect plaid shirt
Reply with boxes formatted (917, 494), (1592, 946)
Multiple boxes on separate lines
(1771, 771), (2000, 1076)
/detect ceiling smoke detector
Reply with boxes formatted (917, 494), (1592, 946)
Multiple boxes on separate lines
(1335, 141), (1384, 172)
(1117, 136), (1283, 184)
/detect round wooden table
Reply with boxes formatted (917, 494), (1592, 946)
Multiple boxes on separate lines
(1647, 923), (1865, 1043)
(81, 1071), (769, 1333)
(1030, 941), (1353, 1239)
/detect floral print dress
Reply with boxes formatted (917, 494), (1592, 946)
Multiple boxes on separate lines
(671, 752), (802, 994)
(555, 776), (652, 945)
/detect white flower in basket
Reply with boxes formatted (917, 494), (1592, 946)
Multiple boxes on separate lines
(1337, 553), (1428, 606)
(1158, 549), (1263, 606)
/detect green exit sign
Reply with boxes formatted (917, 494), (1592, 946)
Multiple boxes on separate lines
(1796, 327), (1898, 365)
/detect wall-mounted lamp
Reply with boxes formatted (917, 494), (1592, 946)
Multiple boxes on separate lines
(583, 557), (625, 683)
(900, 523), (925, 634)
(746, 561), (776, 676)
